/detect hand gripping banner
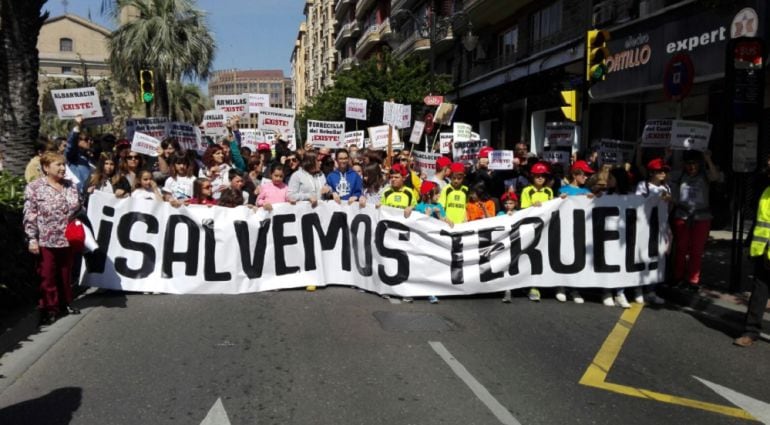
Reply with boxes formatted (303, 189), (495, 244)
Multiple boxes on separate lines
(82, 192), (668, 295)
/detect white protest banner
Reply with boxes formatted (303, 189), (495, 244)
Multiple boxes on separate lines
(453, 139), (486, 165)
(201, 110), (228, 138)
(213, 94), (249, 119)
(83, 192), (668, 295)
(345, 130), (365, 148)
(453, 122), (472, 142)
(126, 117), (170, 141)
(247, 93), (271, 113)
(670, 120), (712, 151)
(542, 150), (570, 169)
(307, 120), (345, 149)
(240, 129), (265, 153)
(439, 133), (452, 154)
(51, 87), (103, 119)
(434, 102), (457, 125)
(409, 121), (425, 144)
(596, 139), (636, 166)
(412, 150), (442, 178)
(258, 106), (295, 132)
(168, 122), (200, 152)
(489, 150), (514, 170)
(131, 132), (161, 157)
(382, 101), (399, 126)
(346, 97), (367, 121)
(398, 104), (411, 129)
(641, 119), (673, 148)
(545, 122), (576, 148)
(471, 132), (481, 141)
(367, 125), (402, 150)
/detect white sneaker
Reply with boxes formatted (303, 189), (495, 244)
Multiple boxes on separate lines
(555, 288), (567, 302)
(602, 295), (615, 307)
(502, 290), (512, 303)
(571, 291), (584, 304)
(633, 288), (644, 304)
(614, 294), (631, 309)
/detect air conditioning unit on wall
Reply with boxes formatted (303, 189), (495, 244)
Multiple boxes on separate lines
(592, 1), (615, 26)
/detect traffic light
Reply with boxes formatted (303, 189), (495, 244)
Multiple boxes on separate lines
(560, 90), (579, 122)
(586, 29), (610, 83)
(140, 69), (154, 103)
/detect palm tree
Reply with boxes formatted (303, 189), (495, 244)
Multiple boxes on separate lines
(103, 0), (215, 118)
(167, 81), (208, 124)
(0, 1), (49, 175)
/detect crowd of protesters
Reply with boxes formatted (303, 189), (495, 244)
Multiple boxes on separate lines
(23, 114), (746, 332)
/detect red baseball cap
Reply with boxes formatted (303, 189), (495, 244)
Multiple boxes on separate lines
(571, 160), (595, 174)
(530, 162), (551, 175)
(436, 156), (452, 169)
(478, 146), (494, 159)
(390, 163), (408, 176)
(501, 192), (519, 202)
(257, 143), (271, 151)
(646, 158), (670, 171)
(420, 181), (437, 195)
(450, 162), (466, 175)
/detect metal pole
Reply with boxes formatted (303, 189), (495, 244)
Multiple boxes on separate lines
(429, 0), (435, 94)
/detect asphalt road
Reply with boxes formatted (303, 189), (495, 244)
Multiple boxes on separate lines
(0, 287), (768, 425)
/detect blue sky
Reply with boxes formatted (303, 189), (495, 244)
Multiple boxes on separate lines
(44, 0), (305, 78)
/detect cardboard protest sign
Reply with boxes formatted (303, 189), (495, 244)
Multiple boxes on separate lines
(382, 101), (399, 127)
(452, 138), (486, 165)
(258, 107), (295, 132)
(439, 133), (453, 154)
(131, 132), (161, 157)
(542, 150), (570, 170)
(409, 121), (425, 144)
(545, 122), (576, 148)
(433, 102), (457, 125)
(247, 93), (271, 113)
(641, 119), (673, 148)
(368, 125), (402, 150)
(670, 120), (712, 151)
(213, 95), (249, 119)
(126, 117), (170, 141)
(453, 122), (472, 142)
(307, 120), (345, 149)
(201, 110), (228, 138)
(346, 97), (367, 121)
(240, 129), (265, 153)
(345, 131), (365, 148)
(398, 105), (411, 129)
(168, 122), (200, 152)
(51, 87), (103, 119)
(412, 150), (442, 178)
(596, 139), (636, 166)
(489, 150), (514, 170)
(82, 99), (112, 126)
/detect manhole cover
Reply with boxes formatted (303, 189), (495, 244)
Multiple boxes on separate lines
(373, 311), (457, 332)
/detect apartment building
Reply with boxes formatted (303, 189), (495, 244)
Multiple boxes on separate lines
(208, 69), (293, 109)
(292, 0), (338, 111)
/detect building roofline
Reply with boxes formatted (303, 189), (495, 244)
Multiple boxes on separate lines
(44, 13), (112, 37)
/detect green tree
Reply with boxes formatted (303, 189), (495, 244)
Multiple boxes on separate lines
(298, 51), (451, 136)
(0, 0), (48, 175)
(103, 0), (215, 118)
(167, 81), (208, 124)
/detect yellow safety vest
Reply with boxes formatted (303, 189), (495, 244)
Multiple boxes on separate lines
(750, 187), (770, 258)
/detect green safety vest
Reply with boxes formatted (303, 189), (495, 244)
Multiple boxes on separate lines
(750, 187), (770, 258)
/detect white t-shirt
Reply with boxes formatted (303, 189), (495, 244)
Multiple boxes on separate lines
(131, 188), (157, 201)
(162, 176), (195, 200)
(635, 181), (671, 197)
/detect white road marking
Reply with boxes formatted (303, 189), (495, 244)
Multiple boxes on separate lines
(429, 341), (522, 425)
(200, 398), (232, 425)
(695, 376), (770, 424)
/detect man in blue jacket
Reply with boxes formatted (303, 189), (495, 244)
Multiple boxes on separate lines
(65, 115), (94, 195)
(326, 148), (363, 203)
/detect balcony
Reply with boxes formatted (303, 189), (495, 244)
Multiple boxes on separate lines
(337, 56), (358, 72)
(377, 17), (392, 40)
(391, 0), (420, 14)
(355, 0), (376, 20)
(392, 27), (430, 58)
(334, 20), (361, 49)
(355, 23), (381, 58)
(430, 17), (454, 52)
(334, 0), (354, 20)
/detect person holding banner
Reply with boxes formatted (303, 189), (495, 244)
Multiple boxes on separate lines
(131, 170), (163, 202)
(162, 153), (196, 206)
(327, 149), (363, 203)
(257, 164), (289, 211)
(24, 152), (83, 326)
(287, 150), (330, 208)
(119, 150), (144, 188)
(360, 163), (387, 206)
(87, 152), (130, 199)
(520, 162), (555, 302)
(200, 145), (231, 200)
(381, 164), (418, 213)
(439, 163), (469, 225)
(190, 178), (217, 206)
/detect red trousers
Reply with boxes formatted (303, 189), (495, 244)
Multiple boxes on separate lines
(672, 218), (711, 285)
(38, 247), (74, 313)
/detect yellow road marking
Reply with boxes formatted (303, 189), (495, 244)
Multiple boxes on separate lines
(579, 304), (757, 421)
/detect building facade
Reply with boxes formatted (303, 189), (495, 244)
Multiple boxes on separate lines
(208, 69), (293, 109)
(293, 0), (338, 111)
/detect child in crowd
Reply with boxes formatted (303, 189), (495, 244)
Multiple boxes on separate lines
(498, 191), (518, 303)
(131, 169), (163, 201)
(381, 163), (418, 214)
(217, 187), (244, 208)
(415, 180), (452, 304)
(258, 164), (289, 211)
(190, 178), (216, 206)
(162, 153), (195, 207)
(519, 162), (554, 302)
(466, 182), (496, 221)
(439, 163), (469, 224)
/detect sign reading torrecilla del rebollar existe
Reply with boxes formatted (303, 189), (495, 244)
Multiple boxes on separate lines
(82, 192), (668, 296)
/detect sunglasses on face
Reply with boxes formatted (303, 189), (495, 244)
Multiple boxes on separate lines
(127, 155), (139, 160)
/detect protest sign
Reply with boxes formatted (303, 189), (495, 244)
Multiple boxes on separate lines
(82, 99), (112, 126)
(345, 131), (365, 148)
(258, 106), (295, 132)
(434, 102), (457, 125)
(452, 139), (486, 165)
(383, 102), (411, 129)
(247, 93), (271, 113)
(489, 150), (514, 170)
(240, 129), (265, 153)
(213, 95), (249, 119)
(398, 104), (411, 129)
(83, 192), (668, 295)
(545, 122), (576, 148)
(409, 121), (425, 144)
(168, 122), (201, 152)
(51, 87), (103, 119)
(453, 122), (472, 142)
(641, 119), (673, 148)
(307, 120), (345, 149)
(542, 150), (571, 169)
(439, 133), (452, 154)
(126, 117), (170, 141)
(670, 120), (712, 151)
(201, 110), (228, 138)
(346, 97), (367, 121)
(131, 132), (161, 157)
(471, 132), (481, 141)
(368, 125), (402, 150)
(412, 150), (442, 178)
(596, 139), (636, 166)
